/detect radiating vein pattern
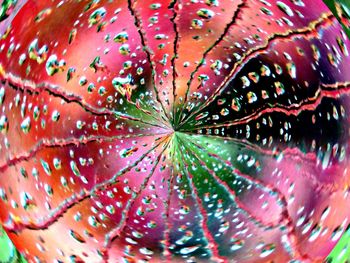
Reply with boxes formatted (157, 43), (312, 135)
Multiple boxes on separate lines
(0, 0), (350, 262)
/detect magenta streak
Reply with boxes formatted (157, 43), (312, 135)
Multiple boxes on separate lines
(184, 139), (308, 260)
(188, 133), (317, 164)
(0, 133), (161, 173)
(162, 160), (176, 262)
(183, 138), (284, 228)
(3, 190), (90, 232)
(170, 0), (180, 124)
(175, 0), (246, 126)
(3, 136), (170, 234)
(202, 138), (341, 193)
(189, 81), (350, 129)
(183, 0), (246, 98)
(128, 0), (172, 124)
(103, 138), (170, 249)
(1, 73), (170, 129)
(178, 13), (336, 128)
(178, 146), (228, 263)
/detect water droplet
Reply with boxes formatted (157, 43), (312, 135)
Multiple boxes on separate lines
(51, 110), (60, 122)
(40, 159), (52, 176)
(140, 247), (154, 255)
(70, 160), (81, 176)
(260, 244), (276, 258)
(114, 31), (129, 43)
(46, 55), (66, 76)
(197, 9), (215, 19)
(180, 245), (200, 255)
(20, 117), (31, 133)
(88, 7), (106, 26)
(0, 115), (8, 133)
(230, 237), (245, 251)
(20, 192), (36, 210)
(119, 146), (138, 158)
(277, 1), (294, 17)
(0, 0), (17, 22)
(28, 39), (48, 64)
(191, 19), (203, 29)
(70, 229), (86, 243)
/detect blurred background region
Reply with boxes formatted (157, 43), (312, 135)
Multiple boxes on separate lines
(0, 0), (349, 262)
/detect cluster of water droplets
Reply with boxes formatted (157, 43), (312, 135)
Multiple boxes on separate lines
(0, 0), (349, 262)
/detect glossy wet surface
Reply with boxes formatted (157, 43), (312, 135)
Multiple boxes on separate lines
(0, 0), (350, 262)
